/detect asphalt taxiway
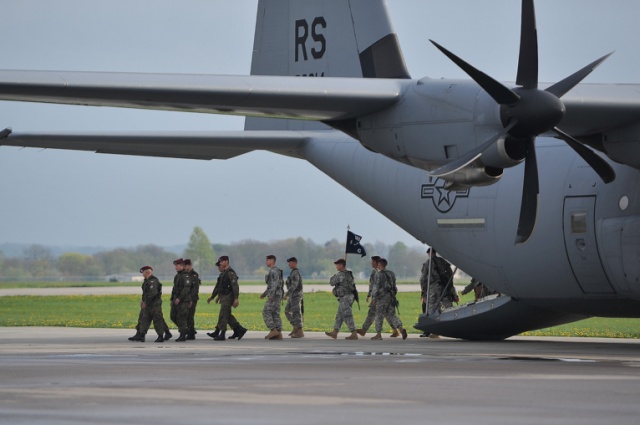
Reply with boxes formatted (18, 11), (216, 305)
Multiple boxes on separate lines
(1, 327), (639, 425)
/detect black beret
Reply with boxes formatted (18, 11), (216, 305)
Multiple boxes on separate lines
(334, 258), (346, 265)
(266, 254), (276, 261)
(287, 257), (297, 263)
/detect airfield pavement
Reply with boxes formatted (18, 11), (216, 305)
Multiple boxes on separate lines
(1, 326), (640, 425)
(2, 286), (640, 424)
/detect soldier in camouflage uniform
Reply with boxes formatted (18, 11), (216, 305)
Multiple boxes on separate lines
(325, 258), (358, 340)
(370, 258), (407, 340)
(420, 248), (455, 314)
(207, 255), (246, 341)
(461, 277), (498, 300)
(357, 256), (399, 337)
(260, 254), (284, 340)
(284, 257), (304, 338)
(172, 258), (194, 342)
(127, 266), (166, 343)
(183, 259), (200, 340)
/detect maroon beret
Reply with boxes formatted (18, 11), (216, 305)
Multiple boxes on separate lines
(266, 254), (276, 261)
(334, 258), (346, 265)
(139, 265), (153, 273)
(215, 255), (229, 266)
(183, 259), (192, 266)
(173, 258), (184, 265)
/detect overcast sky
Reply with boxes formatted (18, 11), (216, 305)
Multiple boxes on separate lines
(0, 0), (638, 250)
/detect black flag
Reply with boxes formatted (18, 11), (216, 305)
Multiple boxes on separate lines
(345, 230), (367, 257)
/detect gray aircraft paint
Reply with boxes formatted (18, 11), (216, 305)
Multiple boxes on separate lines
(1, 0), (640, 338)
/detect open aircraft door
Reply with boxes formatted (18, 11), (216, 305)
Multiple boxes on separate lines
(563, 196), (615, 294)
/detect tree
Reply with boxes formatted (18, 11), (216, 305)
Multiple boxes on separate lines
(57, 253), (95, 277)
(184, 226), (217, 276)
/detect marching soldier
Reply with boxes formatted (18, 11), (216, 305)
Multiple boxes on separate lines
(325, 259), (358, 340)
(357, 255), (399, 337)
(183, 259), (200, 340)
(260, 254), (284, 340)
(207, 255), (247, 341)
(171, 258), (193, 342)
(284, 257), (304, 338)
(127, 265), (166, 343)
(370, 258), (407, 340)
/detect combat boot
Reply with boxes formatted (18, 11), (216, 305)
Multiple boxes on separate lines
(213, 331), (226, 341)
(175, 332), (187, 342)
(371, 333), (383, 340)
(265, 328), (279, 339)
(288, 328), (295, 337)
(345, 331), (359, 340)
(127, 332), (141, 341)
(236, 326), (247, 340)
(187, 331), (195, 340)
(228, 329), (239, 339)
(163, 330), (173, 341)
(390, 329), (400, 338)
(325, 329), (338, 339)
(207, 328), (220, 339)
(154, 335), (164, 343)
(269, 330), (283, 340)
(356, 328), (367, 337)
(400, 327), (408, 340)
(291, 327), (305, 338)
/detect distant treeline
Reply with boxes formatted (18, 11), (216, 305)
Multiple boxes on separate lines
(0, 237), (427, 281)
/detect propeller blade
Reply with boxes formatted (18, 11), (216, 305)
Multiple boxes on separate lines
(516, 0), (538, 89)
(516, 137), (539, 244)
(553, 127), (616, 183)
(430, 121), (518, 178)
(430, 40), (520, 105)
(545, 52), (613, 98)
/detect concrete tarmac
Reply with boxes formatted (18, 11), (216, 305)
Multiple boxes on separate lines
(1, 327), (640, 425)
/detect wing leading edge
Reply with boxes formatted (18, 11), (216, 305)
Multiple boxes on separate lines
(0, 70), (403, 121)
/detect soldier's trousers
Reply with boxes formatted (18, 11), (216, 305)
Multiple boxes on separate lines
(374, 295), (402, 333)
(137, 302), (170, 333)
(139, 303), (165, 336)
(217, 294), (241, 331)
(333, 294), (356, 332)
(262, 296), (282, 330)
(427, 284), (452, 314)
(362, 299), (396, 332)
(174, 301), (191, 334)
(284, 293), (303, 328)
(187, 299), (198, 333)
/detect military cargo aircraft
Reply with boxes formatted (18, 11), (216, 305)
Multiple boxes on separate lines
(1, 0), (640, 339)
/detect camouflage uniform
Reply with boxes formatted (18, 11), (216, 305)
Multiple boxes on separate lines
(211, 267), (242, 332)
(359, 268), (396, 333)
(330, 270), (357, 332)
(461, 277), (498, 300)
(262, 266), (284, 331)
(421, 256), (454, 314)
(371, 269), (402, 333)
(172, 270), (193, 334)
(187, 268), (201, 336)
(284, 267), (303, 328)
(138, 274), (165, 337)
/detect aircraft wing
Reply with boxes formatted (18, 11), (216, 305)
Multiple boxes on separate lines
(0, 129), (307, 160)
(0, 70), (403, 121)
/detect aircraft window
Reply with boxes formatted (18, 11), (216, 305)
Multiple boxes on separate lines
(571, 212), (588, 234)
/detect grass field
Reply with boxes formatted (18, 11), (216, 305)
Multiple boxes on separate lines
(1, 292), (640, 338)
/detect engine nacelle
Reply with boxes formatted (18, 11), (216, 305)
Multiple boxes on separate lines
(439, 162), (503, 189)
(480, 135), (526, 169)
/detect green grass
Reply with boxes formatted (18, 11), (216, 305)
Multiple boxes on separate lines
(0, 293), (424, 333)
(2, 291), (640, 338)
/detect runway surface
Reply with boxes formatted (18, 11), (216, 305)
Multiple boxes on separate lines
(1, 327), (639, 424)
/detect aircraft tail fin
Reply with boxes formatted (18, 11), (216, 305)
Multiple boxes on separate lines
(245, 0), (409, 131)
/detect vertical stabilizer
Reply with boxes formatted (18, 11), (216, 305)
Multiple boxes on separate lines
(246, 0), (409, 131)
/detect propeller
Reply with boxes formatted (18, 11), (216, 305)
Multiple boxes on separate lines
(430, 0), (615, 244)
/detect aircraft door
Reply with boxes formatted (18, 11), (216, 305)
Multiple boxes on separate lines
(563, 196), (615, 294)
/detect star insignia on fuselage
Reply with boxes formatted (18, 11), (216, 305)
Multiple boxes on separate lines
(421, 179), (470, 213)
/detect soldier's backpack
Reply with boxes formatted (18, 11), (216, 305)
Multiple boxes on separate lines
(435, 257), (453, 286)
